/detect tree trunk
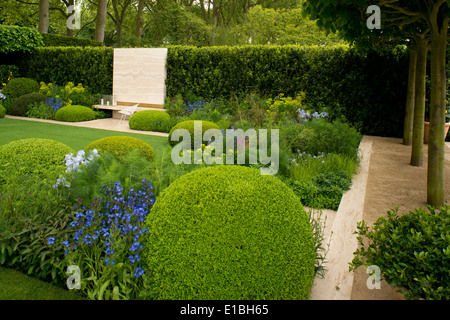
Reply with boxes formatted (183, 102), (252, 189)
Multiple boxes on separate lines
(94, 0), (108, 43)
(403, 47), (417, 145)
(135, 0), (145, 45)
(427, 19), (448, 207)
(38, 0), (49, 34)
(116, 22), (123, 48)
(410, 36), (429, 166)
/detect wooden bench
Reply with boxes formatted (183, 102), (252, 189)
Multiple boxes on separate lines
(93, 102), (166, 119)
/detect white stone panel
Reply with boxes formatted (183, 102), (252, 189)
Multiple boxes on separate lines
(113, 48), (167, 106)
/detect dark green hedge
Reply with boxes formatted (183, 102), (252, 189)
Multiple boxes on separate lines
(7, 44), (410, 137)
(41, 33), (103, 47)
(19, 47), (113, 95)
(166, 45), (409, 137)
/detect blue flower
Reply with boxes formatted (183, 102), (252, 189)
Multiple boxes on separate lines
(47, 237), (55, 245)
(133, 267), (144, 277)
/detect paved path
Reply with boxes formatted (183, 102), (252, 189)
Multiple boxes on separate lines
(312, 136), (450, 300)
(4, 115), (169, 137)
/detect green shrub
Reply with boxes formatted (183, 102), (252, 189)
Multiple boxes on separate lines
(129, 110), (174, 133)
(0, 104), (5, 118)
(39, 82), (99, 108)
(2, 77), (40, 101)
(0, 175), (73, 286)
(85, 136), (154, 162)
(10, 92), (47, 116)
(350, 205), (450, 300)
(168, 120), (220, 148)
(301, 119), (362, 160)
(54, 105), (96, 122)
(0, 64), (19, 89)
(0, 25), (43, 54)
(0, 138), (74, 184)
(143, 165), (316, 300)
(41, 33), (102, 47)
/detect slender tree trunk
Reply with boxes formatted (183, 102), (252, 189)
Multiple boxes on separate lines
(403, 47), (417, 145)
(427, 18), (448, 207)
(136, 0), (145, 45)
(410, 36), (429, 166)
(38, 0), (49, 33)
(95, 0), (108, 43)
(116, 23), (123, 48)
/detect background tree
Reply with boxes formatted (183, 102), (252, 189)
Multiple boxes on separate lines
(94, 0), (108, 43)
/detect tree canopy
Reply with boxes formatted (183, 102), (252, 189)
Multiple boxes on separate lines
(0, 0), (348, 47)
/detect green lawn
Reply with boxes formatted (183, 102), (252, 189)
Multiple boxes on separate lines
(0, 118), (169, 153)
(0, 267), (85, 300)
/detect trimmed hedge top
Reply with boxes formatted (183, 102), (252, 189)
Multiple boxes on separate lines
(0, 25), (43, 54)
(143, 165), (316, 300)
(85, 136), (154, 162)
(41, 33), (103, 47)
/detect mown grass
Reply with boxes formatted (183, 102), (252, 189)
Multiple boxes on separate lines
(0, 118), (169, 153)
(0, 267), (84, 300)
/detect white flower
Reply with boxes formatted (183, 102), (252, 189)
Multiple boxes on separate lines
(77, 150), (86, 157)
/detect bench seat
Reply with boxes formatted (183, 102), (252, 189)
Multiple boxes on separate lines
(93, 104), (166, 119)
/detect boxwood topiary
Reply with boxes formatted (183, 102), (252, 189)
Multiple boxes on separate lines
(0, 138), (74, 184)
(54, 105), (96, 122)
(1, 77), (40, 100)
(142, 165), (316, 300)
(85, 136), (154, 162)
(11, 92), (47, 116)
(168, 120), (221, 148)
(0, 104), (5, 118)
(129, 110), (173, 133)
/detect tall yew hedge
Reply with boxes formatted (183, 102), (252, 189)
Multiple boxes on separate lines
(3, 44), (409, 136)
(166, 45), (409, 137)
(17, 47), (114, 95)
